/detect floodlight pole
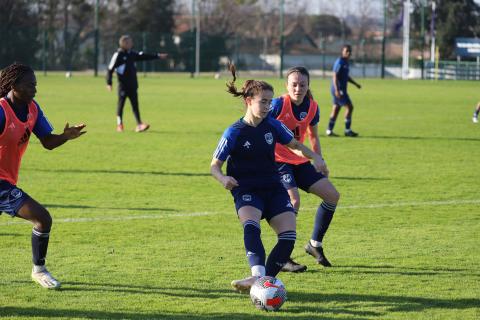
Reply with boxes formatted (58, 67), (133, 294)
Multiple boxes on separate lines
(195, 0), (200, 77)
(93, 0), (99, 77)
(401, 0), (411, 80)
(430, 1), (436, 63)
(381, 0), (387, 79)
(279, 0), (285, 79)
(420, 2), (425, 79)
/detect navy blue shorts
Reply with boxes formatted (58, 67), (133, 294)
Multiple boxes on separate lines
(0, 180), (30, 217)
(277, 162), (326, 192)
(331, 91), (352, 106)
(231, 184), (295, 221)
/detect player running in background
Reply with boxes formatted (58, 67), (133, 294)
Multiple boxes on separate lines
(106, 35), (167, 132)
(0, 63), (86, 289)
(271, 66), (340, 270)
(326, 44), (362, 137)
(473, 102), (480, 123)
(210, 64), (325, 293)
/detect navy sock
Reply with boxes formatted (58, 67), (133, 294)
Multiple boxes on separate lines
(474, 108), (480, 117)
(32, 228), (50, 266)
(243, 220), (265, 269)
(328, 118), (336, 131)
(265, 231), (296, 277)
(345, 117), (352, 130)
(311, 202), (337, 243)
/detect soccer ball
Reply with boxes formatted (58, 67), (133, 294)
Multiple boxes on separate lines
(249, 276), (287, 311)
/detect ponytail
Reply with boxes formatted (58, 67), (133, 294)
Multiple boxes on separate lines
(226, 63), (273, 101)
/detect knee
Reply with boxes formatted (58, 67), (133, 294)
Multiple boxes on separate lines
(36, 208), (52, 232)
(325, 189), (340, 204)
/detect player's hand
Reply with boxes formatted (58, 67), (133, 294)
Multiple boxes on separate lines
(356, 83), (361, 89)
(158, 53), (168, 59)
(221, 176), (239, 190)
(106, 85), (112, 92)
(335, 90), (341, 98)
(312, 156), (329, 177)
(63, 123), (86, 140)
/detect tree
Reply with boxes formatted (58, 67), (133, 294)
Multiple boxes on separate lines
(0, 0), (39, 69)
(435, 0), (480, 59)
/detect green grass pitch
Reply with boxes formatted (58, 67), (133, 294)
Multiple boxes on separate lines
(0, 73), (478, 319)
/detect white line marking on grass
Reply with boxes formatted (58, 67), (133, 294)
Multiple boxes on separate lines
(0, 211), (221, 226)
(0, 199), (478, 226)
(336, 199), (480, 210)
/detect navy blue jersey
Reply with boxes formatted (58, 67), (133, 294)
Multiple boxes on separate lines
(331, 57), (349, 92)
(213, 117), (294, 188)
(0, 98), (53, 138)
(270, 96), (319, 126)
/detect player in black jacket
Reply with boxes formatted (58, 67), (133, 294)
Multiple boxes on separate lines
(106, 35), (167, 132)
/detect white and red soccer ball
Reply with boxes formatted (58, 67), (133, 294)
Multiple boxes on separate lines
(249, 276), (287, 311)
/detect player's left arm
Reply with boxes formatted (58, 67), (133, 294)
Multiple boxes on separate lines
(38, 123), (86, 150)
(348, 76), (361, 89)
(286, 138), (328, 177)
(134, 51), (168, 61)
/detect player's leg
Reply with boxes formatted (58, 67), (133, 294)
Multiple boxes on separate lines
(327, 104), (341, 136)
(277, 163), (306, 273)
(129, 90), (149, 132)
(16, 197), (60, 289)
(305, 178), (340, 267)
(116, 86), (127, 132)
(231, 202), (265, 293)
(344, 101), (358, 137)
(473, 102), (480, 123)
(267, 211), (296, 277)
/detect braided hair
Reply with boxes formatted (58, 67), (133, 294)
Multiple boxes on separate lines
(226, 63), (273, 101)
(285, 66), (313, 99)
(0, 63), (34, 97)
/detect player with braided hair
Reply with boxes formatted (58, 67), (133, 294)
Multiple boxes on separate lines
(210, 64), (325, 293)
(0, 63), (86, 289)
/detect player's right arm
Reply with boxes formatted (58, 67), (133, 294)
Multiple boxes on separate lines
(210, 158), (239, 190)
(210, 129), (239, 190)
(332, 59), (341, 98)
(106, 51), (121, 90)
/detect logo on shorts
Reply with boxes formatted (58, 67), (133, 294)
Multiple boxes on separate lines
(299, 112), (307, 120)
(264, 132), (273, 145)
(282, 174), (292, 183)
(286, 202), (293, 208)
(242, 194), (252, 202)
(243, 141), (251, 149)
(10, 188), (22, 199)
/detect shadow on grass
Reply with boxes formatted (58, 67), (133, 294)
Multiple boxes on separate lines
(43, 203), (178, 212)
(25, 168), (210, 177)
(2, 284), (478, 319)
(361, 135), (480, 142)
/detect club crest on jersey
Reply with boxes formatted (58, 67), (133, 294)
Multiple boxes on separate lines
(300, 112), (307, 120)
(282, 174), (292, 183)
(243, 141), (251, 149)
(264, 132), (273, 145)
(242, 194), (252, 202)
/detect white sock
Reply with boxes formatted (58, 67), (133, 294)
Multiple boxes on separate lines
(310, 239), (322, 248)
(117, 116), (122, 125)
(33, 265), (46, 273)
(251, 265), (265, 277)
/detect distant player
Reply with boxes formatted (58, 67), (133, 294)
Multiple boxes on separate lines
(271, 67), (340, 270)
(210, 64), (325, 293)
(106, 35), (167, 132)
(0, 63), (86, 289)
(473, 102), (480, 123)
(326, 44), (362, 137)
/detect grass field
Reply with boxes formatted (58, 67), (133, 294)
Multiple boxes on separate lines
(0, 73), (479, 319)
